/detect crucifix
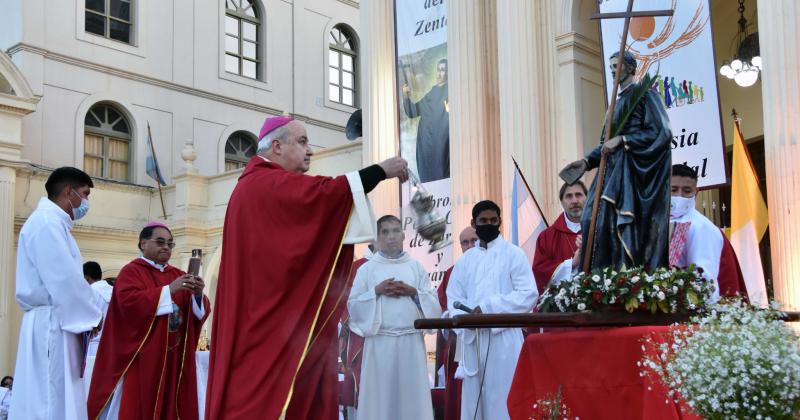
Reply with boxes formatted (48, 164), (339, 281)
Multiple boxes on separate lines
(580, 0), (674, 273)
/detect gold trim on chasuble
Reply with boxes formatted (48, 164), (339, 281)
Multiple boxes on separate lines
(94, 298), (162, 420)
(279, 208), (353, 419)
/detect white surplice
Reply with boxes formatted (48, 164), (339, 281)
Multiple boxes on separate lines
(347, 251), (442, 420)
(446, 235), (538, 420)
(670, 208), (722, 303)
(10, 198), (102, 420)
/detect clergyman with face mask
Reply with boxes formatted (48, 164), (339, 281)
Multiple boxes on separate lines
(445, 200), (539, 420)
(10, 167), (103, 419)
(670, 164), (747, 302)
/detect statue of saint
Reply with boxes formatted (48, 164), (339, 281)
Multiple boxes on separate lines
(561, 51), (672, 272)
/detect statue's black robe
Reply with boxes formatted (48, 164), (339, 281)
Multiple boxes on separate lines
(403, 83), (450, 183)
(580, 83), (672, 272)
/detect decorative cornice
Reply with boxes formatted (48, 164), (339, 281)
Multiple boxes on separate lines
(7, 43), (346, 134)
(25, 163), (156, 193)
(336, 0), (360, 9)
(0, 103), (35, 115)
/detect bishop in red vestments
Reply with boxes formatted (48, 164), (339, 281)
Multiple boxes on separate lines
(436, 226), (477, 420)
(205, 117), (408, 420)
(87, 222), (210, 419)
(532, 182), (586, 293)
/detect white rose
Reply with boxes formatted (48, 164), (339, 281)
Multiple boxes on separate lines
(577, 303), (586, 311)
(592, 275), (601, 282)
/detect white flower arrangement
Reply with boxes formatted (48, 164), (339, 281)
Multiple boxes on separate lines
(640, 300), (800, 420)
(537, 265), (714, 314)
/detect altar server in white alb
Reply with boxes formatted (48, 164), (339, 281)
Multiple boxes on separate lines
(446, 200), (539, 420)
(10, 167), (102, 420)
(347, 215), (442, 420)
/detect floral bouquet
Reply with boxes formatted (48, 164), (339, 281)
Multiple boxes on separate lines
(537, 265), (715, 314)
(640, 300), (800, 420)
(530, 386), (577, 420)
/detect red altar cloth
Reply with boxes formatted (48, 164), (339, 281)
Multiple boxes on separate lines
(508, 326), (700, 420)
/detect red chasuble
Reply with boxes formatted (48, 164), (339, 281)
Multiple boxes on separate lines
(533, 213), (579, 294)
(205, 157), (356, 420)
(436, 266), (461, 420)
(339, 257), (367, 408)
(87, 259), (209, 420)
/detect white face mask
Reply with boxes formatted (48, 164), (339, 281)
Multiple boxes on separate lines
(670, 195), (695, 220)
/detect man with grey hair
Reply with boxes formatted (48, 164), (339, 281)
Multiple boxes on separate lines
(207, 116), (410, 419)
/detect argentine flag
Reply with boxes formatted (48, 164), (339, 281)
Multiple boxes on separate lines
(510, 164), (547, 266)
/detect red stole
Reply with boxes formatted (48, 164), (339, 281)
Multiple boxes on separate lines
(533, 213), (579, 294)
(205, 157), (355, 420)
(87, 259), (209, 420)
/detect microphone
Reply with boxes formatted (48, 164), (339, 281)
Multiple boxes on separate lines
(453, 301), (475, 314)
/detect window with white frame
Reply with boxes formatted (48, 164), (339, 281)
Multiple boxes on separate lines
(84, 103), (132, 182)
(328, 24), (358, 107)
(85, 0), (134, 44)
(225, 0), (261, 80)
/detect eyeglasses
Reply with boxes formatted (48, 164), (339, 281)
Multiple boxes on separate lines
(148, 238), (176, 249)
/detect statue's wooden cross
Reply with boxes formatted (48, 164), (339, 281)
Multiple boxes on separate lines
(582, 0), (674, 273)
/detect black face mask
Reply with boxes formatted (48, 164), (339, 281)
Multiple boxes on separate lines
(475, 224), (500, 244)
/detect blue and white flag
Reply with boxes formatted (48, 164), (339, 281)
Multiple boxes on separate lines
(146, 123), (166, 186)
(511, 164), (547, 266)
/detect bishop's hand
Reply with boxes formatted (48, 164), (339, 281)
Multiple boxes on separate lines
(169, 274), (196, 295)
(379, 157), (409, 183)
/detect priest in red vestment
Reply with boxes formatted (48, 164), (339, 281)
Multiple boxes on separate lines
(205, 116), (409, 420)
(436, 226), (477, 420)
(339, 245), (373, 415)
(532, 181), (586, 293)
(87, 222), (210, 419)
(669, 164), (748, 301)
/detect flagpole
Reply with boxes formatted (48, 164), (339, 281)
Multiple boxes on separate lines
(511, 156), (550, 228)
(147, 122), (167, 220)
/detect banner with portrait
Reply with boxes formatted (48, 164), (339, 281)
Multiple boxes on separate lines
(394, 0), (452, 289)
(598, 0), (728, 188)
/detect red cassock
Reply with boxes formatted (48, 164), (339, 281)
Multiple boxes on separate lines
(532, 213), (579, 294)
(205, 157), (356, 420)
(436, 266), (461, 420)
(718, 233), (749, 299)
(339, 257), (367, 408)
(87, 259), (209, 420)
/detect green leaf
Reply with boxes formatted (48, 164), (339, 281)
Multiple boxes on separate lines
(610, 71), (658, 138)
(687, 289), (699, 305)
(658, 300), (670, 314)
(625, 296), (639, 312)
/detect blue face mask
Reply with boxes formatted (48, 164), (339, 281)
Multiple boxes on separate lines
(71, 190), (90, 220)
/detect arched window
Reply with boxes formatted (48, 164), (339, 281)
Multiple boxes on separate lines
(84, 103), (131, 182)
(225, 0), (261, 80)
(225, 131), (257, 171)
(85, 0), (134, 44)
(328, 24), (358, 107)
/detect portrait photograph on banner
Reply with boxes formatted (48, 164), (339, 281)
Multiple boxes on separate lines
(394, 0), (452, 290)
(598, 0), (728, 188)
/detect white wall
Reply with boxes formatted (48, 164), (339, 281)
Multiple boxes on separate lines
(1, 0), (362, 183)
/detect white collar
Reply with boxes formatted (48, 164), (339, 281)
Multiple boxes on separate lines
(38, 197), (73, 228)
(563, 212), (581, 233)
(139, 256), (167, 272)
(476, 234), (504, 250)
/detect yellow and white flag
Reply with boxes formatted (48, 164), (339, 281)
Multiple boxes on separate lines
(729, 117), (769, 306)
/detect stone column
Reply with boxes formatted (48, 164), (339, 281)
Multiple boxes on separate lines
(757, 1), (800, 310)
(448, 0), (502, 244)
(0, 166), (17, 374)
(496, 1), (562, 222)
(360, 0), (400, 218)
